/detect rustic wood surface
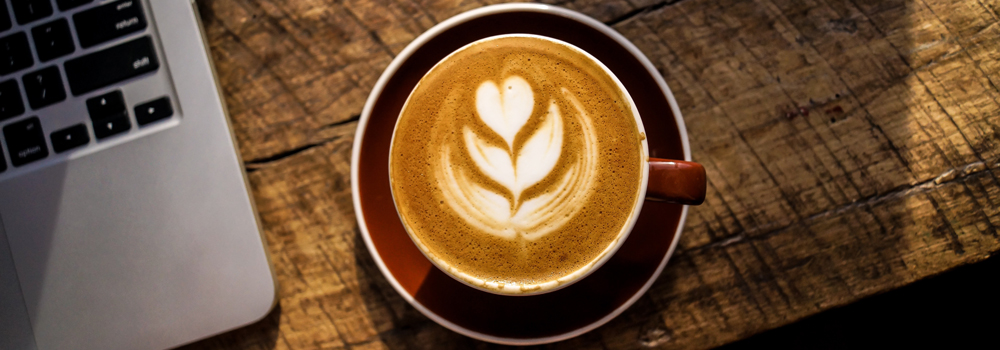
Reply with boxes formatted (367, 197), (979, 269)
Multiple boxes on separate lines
(182, 0), (1000, 349)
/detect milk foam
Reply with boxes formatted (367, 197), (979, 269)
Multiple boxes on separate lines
(474, 76), (534, 150)
(389, 35), (645, 294)
(437, 79), (600, 241)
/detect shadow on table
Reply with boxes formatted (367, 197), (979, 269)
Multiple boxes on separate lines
(718, 253), (1000, 349)
(350, 227), (490, 349)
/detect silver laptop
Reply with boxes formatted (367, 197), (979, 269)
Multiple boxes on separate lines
(0, 0), (276, 349)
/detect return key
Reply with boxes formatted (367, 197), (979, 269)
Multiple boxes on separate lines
(73, 0), (147, 48)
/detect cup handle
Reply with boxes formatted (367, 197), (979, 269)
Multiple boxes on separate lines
(646, 158), (706, 205)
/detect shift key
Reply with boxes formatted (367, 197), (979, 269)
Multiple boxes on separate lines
(65, 36), (159, 96)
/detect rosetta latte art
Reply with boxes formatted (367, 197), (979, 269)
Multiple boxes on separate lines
(437, 76), (600, 240)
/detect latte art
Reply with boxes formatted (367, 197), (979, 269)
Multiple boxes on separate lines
(438, 77), (600, 240)
(389, 35), (644, 293)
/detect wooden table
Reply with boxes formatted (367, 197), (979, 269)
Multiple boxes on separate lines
(183, 0), (1000, 349)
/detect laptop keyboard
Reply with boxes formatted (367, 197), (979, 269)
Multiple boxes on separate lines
(0, 0), (176, 175)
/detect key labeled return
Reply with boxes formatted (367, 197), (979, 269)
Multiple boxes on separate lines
(73, 0), (147, 48)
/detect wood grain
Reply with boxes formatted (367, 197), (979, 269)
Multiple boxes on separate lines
(182, 0), (1000, 349)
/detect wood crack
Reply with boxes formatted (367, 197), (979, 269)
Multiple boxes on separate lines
(243, 116), (361, 171)
(244, 140), (331, 169)
(606, 0), (682, 26)
(320, 114), (362, 130)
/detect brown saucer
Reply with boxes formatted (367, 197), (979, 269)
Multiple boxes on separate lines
(351, 4), (690, 344)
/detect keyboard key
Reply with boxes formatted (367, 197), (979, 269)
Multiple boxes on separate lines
(86, 90), (125, 120)
(0, 79), (24, 121)
(0, 32), (33, 75)
(23, 66), (66, 109)
(3, 117), (48, 166)
(64, 37), (159, 96)
(50, 123), (89, 153)
(73, 0), (147, 48)
(92, 113), (130, 139)
(11, 0), (53, 25)
(0, 2), (11, 32)
(0, 143), (6, 172)
(57, 0), (94, 11)
(135, 97), (172, 126)
(32, 19), (75, 62)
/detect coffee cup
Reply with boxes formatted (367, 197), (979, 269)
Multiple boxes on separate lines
(387, 34), (705, 296)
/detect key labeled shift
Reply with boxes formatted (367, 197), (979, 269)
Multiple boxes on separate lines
(65, 36), (159, 96)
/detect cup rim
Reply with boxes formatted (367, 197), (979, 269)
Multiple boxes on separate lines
(386, 32), (651, 296)
(351, 3), (692, 345)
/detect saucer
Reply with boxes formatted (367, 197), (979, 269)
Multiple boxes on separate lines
(350, 4), (691, 345)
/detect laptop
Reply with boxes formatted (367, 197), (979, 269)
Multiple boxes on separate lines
(0, 0), (276, 349)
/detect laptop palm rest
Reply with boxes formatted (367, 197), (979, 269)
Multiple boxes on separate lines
(0, 121), (273, 349)
(0, 213), (38, 350)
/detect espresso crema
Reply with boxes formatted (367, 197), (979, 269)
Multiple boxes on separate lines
(389, 35), (645, 293)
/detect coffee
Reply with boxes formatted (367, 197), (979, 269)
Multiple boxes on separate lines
(389, 35), (645, 293)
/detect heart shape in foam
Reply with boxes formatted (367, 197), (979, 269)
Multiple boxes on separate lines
(475, 76), (534, 149)
(438, 76), (600, 241)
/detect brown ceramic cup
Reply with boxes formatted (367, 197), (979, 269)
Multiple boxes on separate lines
(388, 34), (706, 296)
